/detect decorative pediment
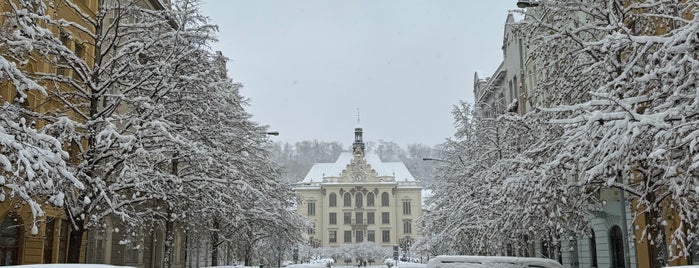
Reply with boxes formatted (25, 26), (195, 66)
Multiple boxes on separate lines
(338, 154), (379, 183)
(349, 186), (369, 195)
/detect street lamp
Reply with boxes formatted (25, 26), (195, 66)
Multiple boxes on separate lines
(421, 157), (448, 162)
(423, 157), (466, 166)
(516, 0), (540, 8)
(265, 131), (279, 136)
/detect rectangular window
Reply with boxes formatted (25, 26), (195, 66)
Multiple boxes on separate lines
(344, 231), (352, 243)
(367, 230), (375, 242)
(356, 230), (363, 243)
(367, 212), (375, 225)
(307, 203), (315, 216)
(403, 201), (411, 215)
(308, 223), (315, 234)
(44, 217), (55, 263)
(344, 212), (351, 225)
(57, 34), (70, 76)
(329, 231), (337, 243)
(382, 212), (390, 224)
(355, 212), (363, 224)
(73, 43), (84, 79)
(382, 230), (390, 243)
(58, 219), (70, 262)
(329, 213), (337, 225)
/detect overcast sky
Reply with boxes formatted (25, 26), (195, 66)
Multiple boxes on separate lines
(200, 1), (517, 147)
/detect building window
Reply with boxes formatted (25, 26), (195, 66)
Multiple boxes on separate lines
(367, 212), (375, 225)
(57, 34), (70, 76)
(355, 192), (363, 208)
(590, 229), (598, 267)
(329, 231), (337, 243)
(58, 218), (70, 262)
(355, 212), (363, 224)
(308, 223), (315, 234)
(344, 212), (351, 225)
(403, 221), (412, 234)
(329, 193), (337, 207)
(0, 213), (21, 265)
(344, 231), (352, 243)
(610, 225), (625, 268)
(381, 212), (389, 224)
(44, 217), (55, 263)
(307, 202), (315, 216)
(403, 201), (411, 215)
(367, 192), (375, 207)
(382, 230), (390, 243)
(368, 230), (375, 242)
(356, 230), (364, 243)
(344, 192), (352, 207)
(329, 213), (337, 225)
(381, 192), (389, 206)
(73, 43), (85, 79)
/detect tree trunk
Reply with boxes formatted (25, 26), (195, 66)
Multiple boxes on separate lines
(211, 217), (219, 266)
(244, 246), (252, 266)
(163, 218), (175, 268)
(164, 154), (179, 268)
(646, 195), (666, 268)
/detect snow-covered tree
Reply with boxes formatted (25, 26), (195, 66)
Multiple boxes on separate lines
(419, 102), (592, 256)
(2, 0), (290, 264)
(427, 1), (699, 265)
(0, 103), (83, 231)
(521, 0), (699, 265)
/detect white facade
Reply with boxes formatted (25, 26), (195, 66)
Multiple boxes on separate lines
(294, 128), (422, 252)
(474, 14), (526, 117)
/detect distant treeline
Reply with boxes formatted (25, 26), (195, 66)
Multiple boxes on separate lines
(270, 140), (436, 187)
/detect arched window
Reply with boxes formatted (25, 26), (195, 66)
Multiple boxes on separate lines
(381, 192), (389, 207)
(366, 192), (375, 207)
(403, 221), (412, 234)
(343, 192), (352, 207)
(610, 225), (625, 268)
(1, 213), (22, 265)
(590, 228), (598, 267)
(355, 192), (363, 208)
(329, 193), (337, 207)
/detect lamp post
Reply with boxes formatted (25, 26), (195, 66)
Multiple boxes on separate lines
(265, 131), (279, 136)
(423, 157), (466, 166)
(421, 157), (448, 163)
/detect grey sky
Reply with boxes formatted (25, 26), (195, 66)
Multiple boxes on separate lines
(200, 1), (517, 147)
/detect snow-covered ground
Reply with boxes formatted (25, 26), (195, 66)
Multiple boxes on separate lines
(15, 265), (135, 268)
(205, 264), (426, 268)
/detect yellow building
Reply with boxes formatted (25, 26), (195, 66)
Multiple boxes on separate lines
(294, 127), (422, 255)
(1, 0), (98, 265)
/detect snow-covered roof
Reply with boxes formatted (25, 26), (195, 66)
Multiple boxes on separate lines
(302, 152), (416, 183)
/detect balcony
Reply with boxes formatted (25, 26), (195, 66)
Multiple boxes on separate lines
(351, 219), (368, 230)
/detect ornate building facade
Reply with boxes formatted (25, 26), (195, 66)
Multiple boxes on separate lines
(294, 127), (422, 251)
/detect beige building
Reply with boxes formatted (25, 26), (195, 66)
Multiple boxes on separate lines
(294, 127), (422, 251)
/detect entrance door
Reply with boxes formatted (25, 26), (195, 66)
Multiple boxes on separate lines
(610, 225), (625, 268)
(0, 214), (22, 265)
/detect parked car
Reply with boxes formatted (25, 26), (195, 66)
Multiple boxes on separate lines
(426, 255), (563, 268)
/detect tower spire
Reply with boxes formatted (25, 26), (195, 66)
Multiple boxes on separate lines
(353, 111), (365, 155)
